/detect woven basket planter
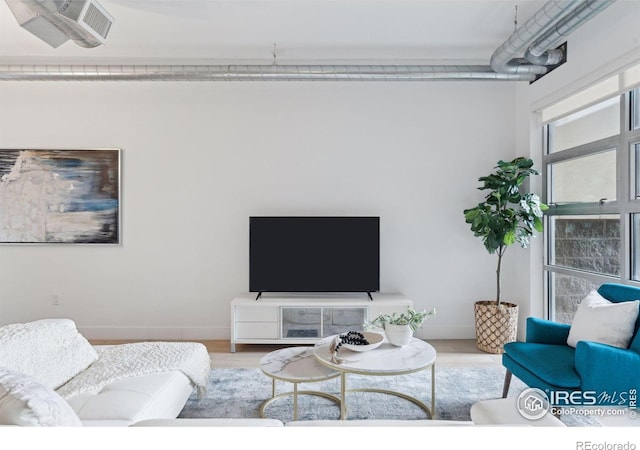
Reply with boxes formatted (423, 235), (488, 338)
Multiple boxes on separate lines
(474, 300), (518, 354)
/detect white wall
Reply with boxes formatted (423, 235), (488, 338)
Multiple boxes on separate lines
(0, 81), (517, 340)
(513, 0), (640, 332)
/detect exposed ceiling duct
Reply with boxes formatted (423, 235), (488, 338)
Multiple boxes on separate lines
(0, 64), (542, 82)
(490, 0), (580, 75)
(0, 0), (616, 82)
(523, 0), (616, 65)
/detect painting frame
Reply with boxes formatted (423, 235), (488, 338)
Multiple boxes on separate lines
(0, 148), (121, 245)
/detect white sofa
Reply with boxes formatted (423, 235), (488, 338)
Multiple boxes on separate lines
(65, 370), (197, 426)
(0, 319), (211, 427)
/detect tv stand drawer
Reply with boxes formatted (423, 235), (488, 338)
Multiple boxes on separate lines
(235, 322), (279, 339)
(235, 305), (278, 322)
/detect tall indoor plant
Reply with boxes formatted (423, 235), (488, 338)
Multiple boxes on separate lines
(463, 157), (547, 353)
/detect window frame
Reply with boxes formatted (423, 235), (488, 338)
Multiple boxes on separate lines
(632, 88), (640, 131)
(543, 89), (640, 321)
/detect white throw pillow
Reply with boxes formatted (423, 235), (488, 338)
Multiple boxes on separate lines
(567, 290), (640, 348)
(0, 319), (97, 389)
(0, 367), (82, 426)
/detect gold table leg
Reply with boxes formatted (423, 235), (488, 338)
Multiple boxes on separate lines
(431, 364), (436, 419)
(293, 382), (298, 421)
(340, 373), (347, 420)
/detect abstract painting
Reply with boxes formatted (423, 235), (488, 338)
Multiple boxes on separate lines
(0, 149), (120, 244)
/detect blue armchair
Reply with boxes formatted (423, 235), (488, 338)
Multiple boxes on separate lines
(502, 283), (640, 406)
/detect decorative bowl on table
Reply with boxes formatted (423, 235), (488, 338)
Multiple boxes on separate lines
(341, 331), (384, 352)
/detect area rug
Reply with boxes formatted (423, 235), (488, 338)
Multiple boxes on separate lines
(178, 366), (600, 426)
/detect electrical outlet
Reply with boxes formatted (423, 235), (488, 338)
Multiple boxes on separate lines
(51, 294), (60, 306)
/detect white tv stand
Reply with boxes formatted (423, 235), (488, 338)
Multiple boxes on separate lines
(230, 293), (412, 352)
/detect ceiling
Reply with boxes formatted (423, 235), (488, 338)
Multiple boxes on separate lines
(0, 0), (548, 64)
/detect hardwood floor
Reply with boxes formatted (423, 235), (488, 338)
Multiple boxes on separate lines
(90, 338), (503, 369)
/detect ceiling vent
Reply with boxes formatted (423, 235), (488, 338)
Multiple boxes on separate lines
(5, 0), (114, 48)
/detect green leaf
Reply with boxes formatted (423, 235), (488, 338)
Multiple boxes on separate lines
(503, 230), (516, 245)
(485, 233), (501, 253)
(472, 214), (483, 229)
(464, 208), (479, 219)
(533, 216), (543, 232)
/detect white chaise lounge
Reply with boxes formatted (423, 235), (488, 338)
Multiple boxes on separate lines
(0, 318), (211, 426)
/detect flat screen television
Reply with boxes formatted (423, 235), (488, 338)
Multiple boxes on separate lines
(249, 216), (380, 299)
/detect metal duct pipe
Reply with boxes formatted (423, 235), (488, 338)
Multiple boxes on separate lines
(0, 64), (538, 81)
(523, 48), (565, 66)
(490, 0), (580, 75)
(524, 0), (616, 64)
(0, 0), (616, 82)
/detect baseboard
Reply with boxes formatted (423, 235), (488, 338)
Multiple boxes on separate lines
(415, 324), (476, 340)
(78, 324), (476, 341)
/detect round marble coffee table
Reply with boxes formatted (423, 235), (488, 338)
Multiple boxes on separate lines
(313, 335), (437, 420)
(259, 346), (341, 420)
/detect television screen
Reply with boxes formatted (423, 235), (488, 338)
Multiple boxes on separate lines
(249, 216), (380, 295)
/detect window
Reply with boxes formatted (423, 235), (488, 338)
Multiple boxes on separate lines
(548, 97), (620, 153)
(543, 81), (640, 322)
(548, 215), (620, 277)
(548, 150), (616, 203)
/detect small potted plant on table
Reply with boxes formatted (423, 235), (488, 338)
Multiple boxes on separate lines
(365, 308), (436, 346)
